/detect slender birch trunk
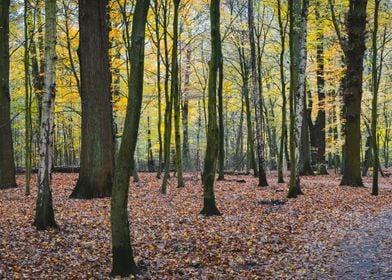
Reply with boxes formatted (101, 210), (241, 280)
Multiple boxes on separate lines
(33, 0), (57, 230)
(287, 0), (308, 198)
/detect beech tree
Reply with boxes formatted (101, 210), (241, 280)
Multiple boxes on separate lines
(0, 0), (16, 190)
(200, 0), (222, 216)
(340, 0), (368, 186)
(313, 1), (328, 174)
(110, 0), (150, 276)
(248, 0), (268, 187)
(329, 0), (368, 186)
(172, 0), (185, 188)
(33, 0), (57, 230)
(70, 0), (114, 198)
(161, 0), (173, 194)
(277, 0), (288, 183)
(371, 0), (381, 195)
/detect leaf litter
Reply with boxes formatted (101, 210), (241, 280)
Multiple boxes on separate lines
(0, 171), (391, 279)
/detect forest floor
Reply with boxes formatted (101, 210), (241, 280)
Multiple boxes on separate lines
(0, 171), (392, 279)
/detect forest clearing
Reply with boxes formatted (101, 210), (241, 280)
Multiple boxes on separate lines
(1, 172), (392, 279)
(1, 0), (392, 278)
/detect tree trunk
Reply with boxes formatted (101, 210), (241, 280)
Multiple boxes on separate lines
(147, 116), (154, 172)
(63, 0), (80, 94)
(161, 0), (173, 194)
(277, 0), (288, 184)
(268, 99), (279, 170)
(24, 0), (34, 195)
(153, 1), (163, 179)
(33, 0), (57, 230)
(362, 135), (372, 176)
(71, 0), (114, 198)
(200, 0), (221, 216)
(371, 0), (380, 195)
(298, 89), (314, 175)
(340, 0), (368, 187)
(30, 2), (45, 124)
(248, 0), (268, 187)
(110, 0), (149, 276)
(235, 95), (244, 170)
(238, 46), (257, 177)
(383, 103), (390, 167)
(196, 100), (202, 172)
(287, 0), (308, 198)
(0, 0), (16, 190)
(313, 3), (327, 173)
(182, 46), (192, 171)
(171, 0), (185, 188)
(217, 42), (225, 181)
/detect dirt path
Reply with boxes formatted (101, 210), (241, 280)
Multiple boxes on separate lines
(335, 209), (392, 279)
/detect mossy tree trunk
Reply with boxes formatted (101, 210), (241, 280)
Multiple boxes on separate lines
(171, 0), (185, 188)
(33, 0), (57, 230)
(24, 0), (34, 195)
(340, 0), (367, 187)
(29, 1), (45, 126)
(152, 1), (163, 179)
(277, 0), (288, 183)
(71, 0), (114, 199)
(161, 0), (173, 194)
(371, 0), (380, 195)
(238, 45), (257, 177)
(200, 0), (221, 216)
(248, 0), (268, 187)
(217, 46), (225, 181)
(147, 116), (154, 172)
(110, 0), (149, 276)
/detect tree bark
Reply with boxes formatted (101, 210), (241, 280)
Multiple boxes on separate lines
(29, 1), (45, 124)
(182, 46), (192, 171)
(171, 0), (185, 188)
(24, 0), (33, 195)
(313, 3), (327, 172)
(371, 0), (380, 195)
(0, 0), (16, 190)
(161, 0), (173, 194)
(71, 0), (114, 198)
(33, 0), (57, 230)
(298, 89), (314, 176)
(238, 46), (257, 177)
(200, 0), (221, 216)
(277, 0), (288, 184)
(152, 1), (163, 179)
(287, 0), (308, 198)
(340, 0), (368, 187)
(248, 0), (268, 187)
(217, 40), (225, 181)
(110, 0), (149, 276)
(147, 116), (154, 172)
